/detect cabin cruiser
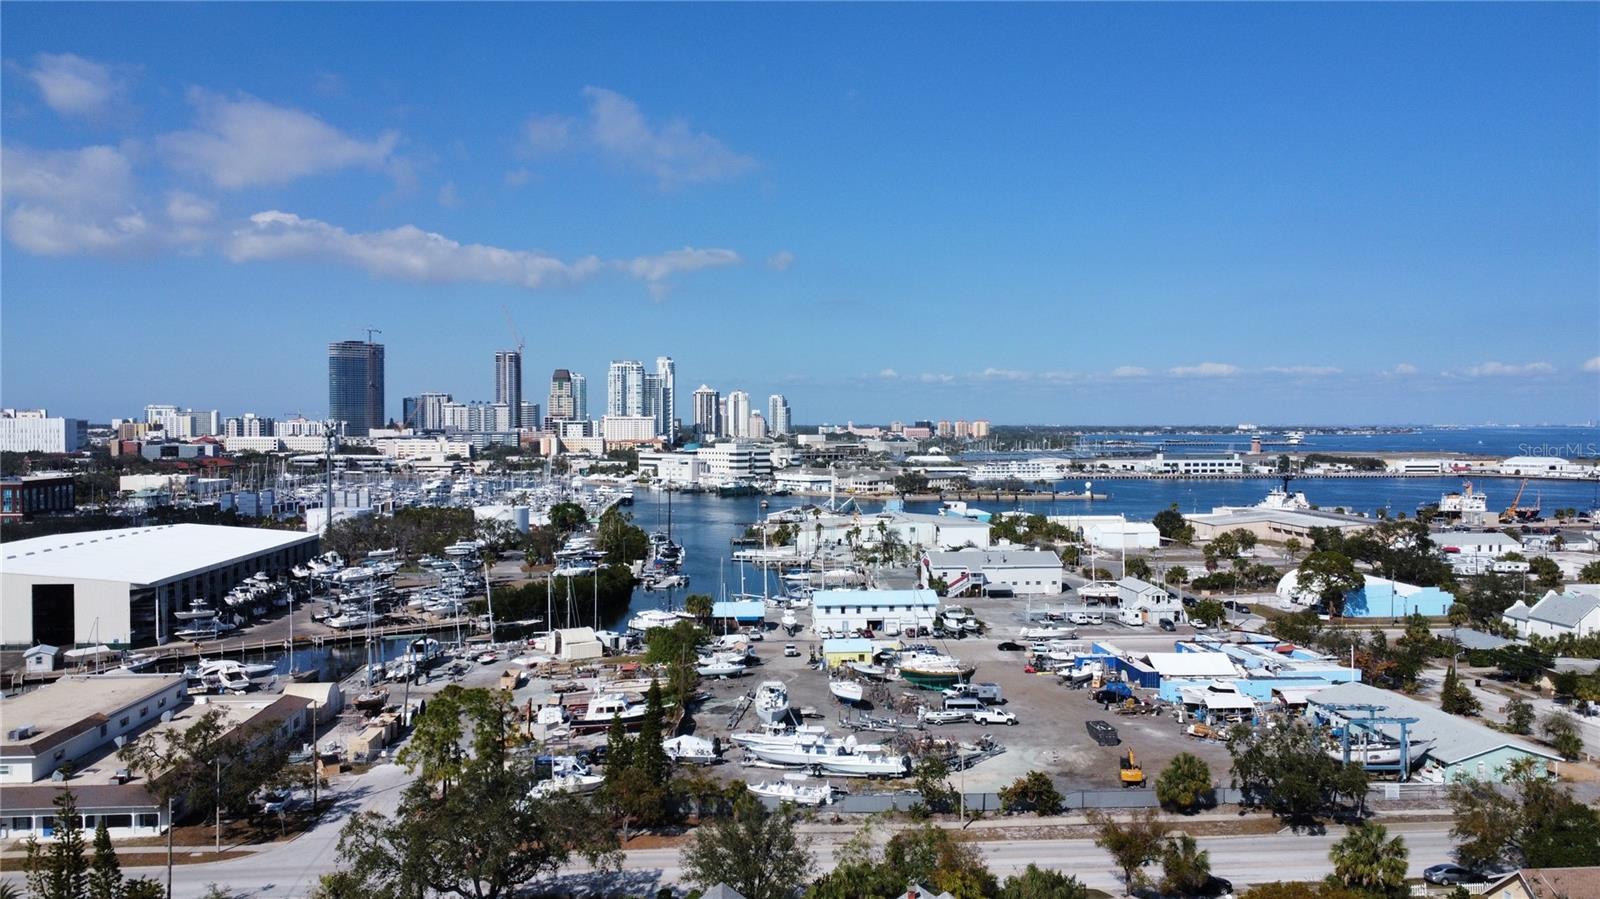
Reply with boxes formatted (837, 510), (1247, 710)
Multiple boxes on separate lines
(175, 600), (218, 621)
(742, 732), (909, 777)
(325, 609), (383, 630)
(754, 680), (791, 725)
(552, 561), (597, 578)
(628, 609), (694, 633)
(530, 757), (603, 797)
(578, 693), (648, 726)
(696, 655), (748, 678)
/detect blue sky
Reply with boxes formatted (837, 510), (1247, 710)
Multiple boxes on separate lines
(3, 3), (1596, 426)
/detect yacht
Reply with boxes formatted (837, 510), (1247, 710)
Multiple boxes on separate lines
(325, 609), (383, 630)
(754, 680), (791, 725)
(577, 693), (648, 727)
(531, 772), (604, 797)
(628, 609), (694, 633)
(662, 734), (719, 765)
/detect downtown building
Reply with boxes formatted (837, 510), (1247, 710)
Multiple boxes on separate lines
(494, 350), (523, 428)
(328, 339), (385, 436)
(606, 358), (675, 440)
(768, 394), (791, 436)
(692, 385), (720, 438)
(0, 409), (87, 454)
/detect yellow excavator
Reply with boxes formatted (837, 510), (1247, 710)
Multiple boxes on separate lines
(1119, 749), (1146, 788)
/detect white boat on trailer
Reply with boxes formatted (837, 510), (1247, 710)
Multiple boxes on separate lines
(828, 680), (864, 704)
(754, 680), (791, 725)
(747, 780), (832, 806)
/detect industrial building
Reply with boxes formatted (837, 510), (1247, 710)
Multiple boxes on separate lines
(1307, 682), (1561, 783)
(0, 472), (75, 521)
(793, 510), (990, 555)
(0, 674), (189, 784)
(922, 549), (1063, 596)
(1, 524), (320, 648)
(0, 409), (86, 454)
(1047, 514), (1162, 552)
(812, 588), (940, 637)
(1185, 506), (1373, 543)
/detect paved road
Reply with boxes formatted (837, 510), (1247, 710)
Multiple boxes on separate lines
(119, 762), (1455, 899)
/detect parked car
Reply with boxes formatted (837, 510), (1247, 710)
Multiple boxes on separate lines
(996, 641), (1025, 652)
(973, 708), (1018, 726)
(1199, 876), (1235, 898)
(1086, 720), (1120, 746)
(1068, 612), (1092, 625)
(922, 709), (969, 726)
(783, 643), (799, 657)
(1423, 864), (1483, 885)
(1158, 618), (1177, 632)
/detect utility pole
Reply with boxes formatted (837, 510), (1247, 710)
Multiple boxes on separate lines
(166, 796), (174, 899)
(214, 757), (221, 852)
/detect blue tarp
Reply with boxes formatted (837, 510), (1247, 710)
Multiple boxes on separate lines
(712, 600), (766, 622)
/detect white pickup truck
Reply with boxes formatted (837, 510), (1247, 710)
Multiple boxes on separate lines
(972, 708), (1019, 726)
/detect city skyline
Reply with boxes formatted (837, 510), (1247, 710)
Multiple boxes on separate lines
(1, 4), (1596, 425)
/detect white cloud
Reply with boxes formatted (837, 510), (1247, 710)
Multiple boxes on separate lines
(1263, 365), (1342, 376)
(437, 181), (462, 209)
(159, 90), (400, 189)
(1388, 362), (1420, 376)
(26, 53), (123, 120)
(165, 191), (216, 225)
(767, 250), (795, 271)
(916, 373), (955, 384)
(223, 210), (737, 297)
(1168, 362), (1240, 378)
(520, 87), (756, 188)
(619, 247), (741, 298)
(503, 167), (533, 188)
(878, 368), (900, 380)
(520, 114), (573, 155)
(0, 144), (148, 255)
(1462, 361), (1555, 377)
(1109, 366), (1150, 378)
(981, 367), (1030, 381)
(1583, 356), (1600, 373)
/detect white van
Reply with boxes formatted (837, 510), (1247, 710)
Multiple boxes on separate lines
(1119, 609), (1146, 627)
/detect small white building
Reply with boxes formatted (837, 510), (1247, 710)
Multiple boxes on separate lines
(23, 644), (60, 673)
(793, 510), (990, 555)
(773, 470), (835, 493)
(637, 451), (706, 487)
(1116, 577), (1181, 617)
(922, 549), (1062, 596)
(1048, 514), (1161, 552)
(1498, 456), (1594, 478)
(812, 589), (939, 636)
(1502, 587), (1600, 639)
(1439, 532), (1522, 557)
(696, 441), (774, 482)
(553, 627), (604, 661)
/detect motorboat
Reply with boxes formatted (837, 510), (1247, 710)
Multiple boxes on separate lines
(552, 562), (597, 578)
(754, 680), (791, 725)
(847, 661), (889, 680)
(628, 609), (694, 633)
(780, 610), (798, 634)
(477, 650), (500, 665)
(747, 780), (832, 806)
(354, 688), (390, 712)
(577, 693), (648, 727)
(113, 652), (158, 673)
(828, 680), (864, 704)
(696, 658), (748, 678)
(175, 601), (218, 621)
(662, 734), (719, 765)
(325, 610), (382, 630)
(530, 772), (604, 797)
(743, 733), (908, 777)
(731, 724), (829, 748)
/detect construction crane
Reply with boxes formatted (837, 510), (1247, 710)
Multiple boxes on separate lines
(501, 305), (525, 354)
(1502, 478), (1540, 523)
(365, 328), (382, 344)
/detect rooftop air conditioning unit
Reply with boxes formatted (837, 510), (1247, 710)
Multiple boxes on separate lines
(7, 725), (36, 741)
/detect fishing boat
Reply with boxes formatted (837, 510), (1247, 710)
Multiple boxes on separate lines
(780, 610), (799, 634)
(896, 652), (975, 690)
(754, 680), (791, 725)
(847, 661), (889, 680)
(731, 724), (829, 749)
(747, 780), (832, 806)
(175, 601), (218, 621)
(828, 680), (864, 705)
(743, 733), (908, 777)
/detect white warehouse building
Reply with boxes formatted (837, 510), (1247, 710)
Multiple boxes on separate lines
(1, 524), (320, 648)
(812, 588), (940, 637)
(922, 549), (1063, 596)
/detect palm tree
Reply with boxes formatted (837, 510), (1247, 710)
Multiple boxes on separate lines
(1330, 821), (1407, 897)
(685, 594), (714, 620)
(1159, 834), (1212, 896)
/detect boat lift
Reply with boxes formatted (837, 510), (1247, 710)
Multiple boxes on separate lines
(1318, 702), (1422, 782)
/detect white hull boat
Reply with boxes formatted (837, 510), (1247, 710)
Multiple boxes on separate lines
(531, 773), (604, 797)
(1328, 739), (1436, 766)
(748, 781), (832, 806)
(696, 660), (748, 678)
(663, 734), (718, 765)
(828, 680), (864, 704)
(754, 680), (791, 726)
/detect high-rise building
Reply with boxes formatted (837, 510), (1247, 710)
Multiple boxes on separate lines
(401, 397), (419, 430)
(767, 394), (791, 436)
(520, 401), (540, 432)
(954, 419), (970, 439)
(0, 409), (86, 454)
(971, 419), (991, 439)
(412, 392), (452, 431)
(548, 369), (576, 422)
(642, 373), (663, 436)
(655, 356), (676, 438)
(692, 385), (720, 437)
(748, 411), (768, 440)
(328, 339), (385, 436)
(726, 390), (751, 439)
(607, 360), (646, 418)
(936, 420), (953, 438)
(494, 350), (523, 428)
(225, 413), (275, 438)
(571, 373), (588, 420)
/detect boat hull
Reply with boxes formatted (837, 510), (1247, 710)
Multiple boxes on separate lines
(899, 666), (975, 690)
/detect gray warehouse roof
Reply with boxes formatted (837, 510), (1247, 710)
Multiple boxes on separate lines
(2, 524), (317, 586)
(925, 549), (1062, 569)
(1524, 590), (1600, 628)
(1308, 682), (1559, 766)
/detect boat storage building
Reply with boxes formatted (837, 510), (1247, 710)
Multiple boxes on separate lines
(813, 589), (940, 636)
(1, 524), (320, 649)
